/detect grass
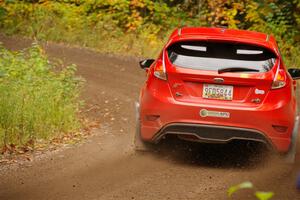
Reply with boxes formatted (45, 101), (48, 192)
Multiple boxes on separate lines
(0, 44), (83, 150)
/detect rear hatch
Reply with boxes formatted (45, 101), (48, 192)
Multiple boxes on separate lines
(165, 40), (278, 107)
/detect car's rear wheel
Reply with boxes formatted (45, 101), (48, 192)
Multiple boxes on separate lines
(134, 120), (153, 151)
(282, 116), (299, 163)
(134, 102), (152, 151)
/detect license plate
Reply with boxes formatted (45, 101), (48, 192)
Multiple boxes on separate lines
(202, 84), (233, 100)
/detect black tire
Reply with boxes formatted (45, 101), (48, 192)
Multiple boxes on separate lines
(134, 120), (152, 151)
(282, 116), (299, 164)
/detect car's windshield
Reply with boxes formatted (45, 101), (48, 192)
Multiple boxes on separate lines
(167, 41), (277, 72)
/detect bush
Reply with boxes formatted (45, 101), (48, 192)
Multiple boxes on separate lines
(0, 0), (201, 57)
(0, 44), (83, 148)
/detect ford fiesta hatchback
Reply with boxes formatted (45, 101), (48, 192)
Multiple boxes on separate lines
(135, 27), (300, 159)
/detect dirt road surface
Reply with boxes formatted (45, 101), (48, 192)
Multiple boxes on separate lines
(0, 35), (299, 200)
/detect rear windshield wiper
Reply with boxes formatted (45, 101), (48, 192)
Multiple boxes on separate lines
(218, 67), (259, 74)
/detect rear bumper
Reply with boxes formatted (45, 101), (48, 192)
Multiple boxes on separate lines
(152, 123), (272, 146)
(139, 82), (297, 153)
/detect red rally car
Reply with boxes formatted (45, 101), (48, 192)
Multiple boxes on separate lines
(135, 27), (300, 159)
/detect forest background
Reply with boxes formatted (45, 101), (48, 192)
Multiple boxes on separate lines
(0, 0), (299, 68)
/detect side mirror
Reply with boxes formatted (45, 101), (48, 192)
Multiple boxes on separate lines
(139, 59), (155, 69)
(288, 68), (300, 80)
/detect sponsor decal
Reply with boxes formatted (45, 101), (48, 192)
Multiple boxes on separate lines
(200, 109), (230, 118)
(255, 89), (265, 95)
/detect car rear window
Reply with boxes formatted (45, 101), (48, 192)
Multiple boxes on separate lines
(167, 41), (277, 72)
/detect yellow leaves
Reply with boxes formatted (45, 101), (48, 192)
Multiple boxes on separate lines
(226, 7), (239, 28)
(125, 8), (143, 31)
(147, 33), (159, 47)
(205, 0), (248, 28)
(125, 0), (147, 31)
(130, 0), (145, 8)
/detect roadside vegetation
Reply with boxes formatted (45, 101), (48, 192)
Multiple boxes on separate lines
(0, 0), (299, 68)
(0, 44), (83, 152)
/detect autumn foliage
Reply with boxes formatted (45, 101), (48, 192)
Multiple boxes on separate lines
(0, 0), (299, 67)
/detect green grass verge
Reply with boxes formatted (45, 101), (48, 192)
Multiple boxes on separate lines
(0, 44), (83, 149)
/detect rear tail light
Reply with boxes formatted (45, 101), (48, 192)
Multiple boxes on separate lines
(153, 51), (167, 80)
(271, 68), (286, 89)
(154, 64), (167, 80)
